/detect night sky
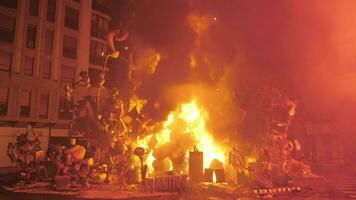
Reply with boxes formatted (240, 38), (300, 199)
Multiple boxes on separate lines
(110, 0), (356, 126)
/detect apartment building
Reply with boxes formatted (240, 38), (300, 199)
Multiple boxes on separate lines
(0, 0), (112, 168)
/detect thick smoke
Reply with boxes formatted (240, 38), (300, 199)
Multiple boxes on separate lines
(110, 0), (356, 162)
(107, 1), (249, 174)
(115, 0), (247, 146)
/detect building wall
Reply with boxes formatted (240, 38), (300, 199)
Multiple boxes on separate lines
(0, 0), (112, 168)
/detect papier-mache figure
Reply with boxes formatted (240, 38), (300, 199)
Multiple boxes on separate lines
(64, 138), (86, 162)
(229, 147), (245, 170)
(229, 147), (245, 184)
(254, 148), (275, 188)
(134, 147), (148, 184)
(106, 139), (130, 188)
(57, 138), (91, 187)
(258, 149), (273, 174)
(7, 124), (46, 182)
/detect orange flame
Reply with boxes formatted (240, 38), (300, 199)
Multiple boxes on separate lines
(190, 53), (197, 69)
(180, 101), (225, 167)
(131, 49), (161, 81)
(187, 14), (217, 47)
(213, 171), (217, 183)
(138, 100), (226, 173)
(187, 14), (215, 36)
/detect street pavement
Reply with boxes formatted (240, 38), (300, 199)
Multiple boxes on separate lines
(332, 174), (356, 199)
(0, 174), (355, 200)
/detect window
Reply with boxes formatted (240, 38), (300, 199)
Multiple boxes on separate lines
(47, 0), (56, 22)
(39, 93), (49, 119)
(0, 51), (11, 72)
(64, 7), (79, 30)
(0, 14), (16, 43)
(92, 0), (109, 14)
(29, 0), (39, 16)
(0, 87), (8, 116)
(89, 41), (108, 65)
(61, 64), (75, 83)
(59, 96), (73, 120)
(41, 60), (51, 79)
(63, 35), (77, 59)
(24, 56), (34, 76)
(0, 0), (17, 9)
(88, 68), (101, 87)
(26, 24), (37, 49)
(44, 29), (53, 53)
(20, 90), (31, 118)
(91, 14), (109, 39)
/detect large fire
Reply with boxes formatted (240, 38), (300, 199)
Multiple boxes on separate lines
(137, 100), (226, 175)
(135, 13), (227, 176)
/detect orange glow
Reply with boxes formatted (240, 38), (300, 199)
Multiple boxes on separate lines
(180, 101), (225, 167)
(247, 157), (256, 163)
(187, 14), (214, 36)
(133, 49), (161, 80)
(190, 53), (197, 69)
(147, 53), (160, 75)
(138, 100), (226, 173)
(287, 100), (297, 117)
(213, 171), (217, 183)
(187, 14), (216, 47)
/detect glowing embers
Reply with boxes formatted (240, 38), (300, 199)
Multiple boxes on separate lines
(138, 100), (226, 175)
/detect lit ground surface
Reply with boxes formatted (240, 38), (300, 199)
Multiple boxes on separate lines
(0, 191), (350, 200)
(0, 184), (179, 200)
(0, 189), (351, 200)
(0, 173), (355, 200)
(0, 186), (350, 200)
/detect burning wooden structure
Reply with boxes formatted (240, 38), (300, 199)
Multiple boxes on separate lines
(2, 6), (325, 200)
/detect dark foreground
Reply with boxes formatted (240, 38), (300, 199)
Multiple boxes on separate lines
(0, 172), (355, 200)
(0, 186), (350, 200)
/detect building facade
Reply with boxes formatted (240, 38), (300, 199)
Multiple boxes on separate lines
(0, 0), (112, 168)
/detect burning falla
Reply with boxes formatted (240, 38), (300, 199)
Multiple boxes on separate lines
(137, 100), (227, 175)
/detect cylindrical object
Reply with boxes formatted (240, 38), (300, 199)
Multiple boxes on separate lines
(204, 168), (214, 182)
(189, 151), (203, 183)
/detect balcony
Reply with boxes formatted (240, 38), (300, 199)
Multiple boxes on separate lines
(91, 26), (106, 39)
(64, 19), (79, 30)
(64, 7), (79, 30)
(92, 1), (110, 15)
